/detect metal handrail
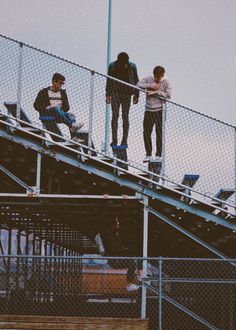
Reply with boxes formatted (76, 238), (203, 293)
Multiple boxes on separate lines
(0, 33), (235, 129)
(0, 114), (235, 216)
(1, 112), (234, 210)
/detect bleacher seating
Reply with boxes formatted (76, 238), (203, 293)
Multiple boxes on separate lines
(0, 315), (148, 329)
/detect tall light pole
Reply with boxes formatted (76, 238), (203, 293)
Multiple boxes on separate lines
(104, 0), (112, 155)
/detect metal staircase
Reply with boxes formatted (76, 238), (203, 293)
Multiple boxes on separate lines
(0, 112), (235, 259)
(0, 34), (236, 261)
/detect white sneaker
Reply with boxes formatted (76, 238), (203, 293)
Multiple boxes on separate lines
(126, 283), (140, 292)
(143, 155), (152, 163)
(153, 155), (162, 162)
(70, 122), (84, 133)
(71, 136), (84, 143)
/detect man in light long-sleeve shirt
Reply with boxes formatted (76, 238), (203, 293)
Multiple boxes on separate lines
(137, 66), (171, 162)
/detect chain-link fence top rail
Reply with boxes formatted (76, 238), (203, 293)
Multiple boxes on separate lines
(1, 35), (235, 207)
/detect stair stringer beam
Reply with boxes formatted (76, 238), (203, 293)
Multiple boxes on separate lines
(0, 128), (236, 232)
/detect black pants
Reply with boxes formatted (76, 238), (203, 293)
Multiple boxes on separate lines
(143, 110), (163, 156)
(111, 94), (131, 144)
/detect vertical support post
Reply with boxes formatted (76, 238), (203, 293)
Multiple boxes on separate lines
(159, 257), (163, 330)
(36, 152), (41, 194)
(88, 71), (95, 151)
(104, 0), (112, 155)
(6, 229), (12, 298)
(25, 229), (29, 290)
(0, 235), (5, 265)
(141, 195), (148, 319)
(0, 229), (7, 270)
(234, 128), (236, 214)
(16, 230), (21, 288)
(16, 43), (24, 123)
(161, 104), (167, 181)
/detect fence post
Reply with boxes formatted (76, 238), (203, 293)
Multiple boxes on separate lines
(88, 71), (95, 151)
(104, 104), (110, 155)
(36, 152), (42, 194)
(235, 127), (236, 214)
(141, 195), (148, 319)
(104, 0), (112, 156)
(161, 103), (167, 182)
(16, 42), (24, 124)
(159, 257), (163, 330)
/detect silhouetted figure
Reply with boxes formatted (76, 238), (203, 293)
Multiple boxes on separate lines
(106, 52), (139, 146)
(99, 216), (139, 292)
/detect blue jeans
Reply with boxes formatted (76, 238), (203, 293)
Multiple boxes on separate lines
(40, 107), (76, 141)
(50, 106), (76, 127)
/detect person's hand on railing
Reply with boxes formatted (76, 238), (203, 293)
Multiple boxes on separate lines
(148, 82), (160, 91)
(105, 96), (111, 104)
(147, 90), (159, 96)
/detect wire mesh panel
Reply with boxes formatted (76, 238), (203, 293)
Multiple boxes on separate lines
(0, 256), (142, 319)
(159, 258), (236, 330)
(0, 35), (235, 207)
(0, 38), (19, 108)
(165, 103), (235, 199)
(1, 256), (236, 329)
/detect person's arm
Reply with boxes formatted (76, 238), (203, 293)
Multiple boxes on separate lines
(61, 89), (70, 112)
(150, 80), (172, 99)
(34, 89), (46, 113)
(95, 233), (105, 255)
(105, 63), (114, 103)
(132, 64), (139, 101)
(137, 77), (159, 90)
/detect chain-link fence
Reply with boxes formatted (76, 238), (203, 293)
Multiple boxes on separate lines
(0, 256), (236, 329)
(0, 34), (235, 207)
(159, 258), (236, 330)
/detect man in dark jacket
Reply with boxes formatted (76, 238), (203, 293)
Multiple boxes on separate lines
(106, 53), (139, 146)
(100, 216), (139, 292)
(34, 73), (83, 141)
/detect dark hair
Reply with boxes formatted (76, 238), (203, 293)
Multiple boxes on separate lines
(117, 52), (129, 63)
(153, 66), (165, 76)
(52, 72), (65, 82)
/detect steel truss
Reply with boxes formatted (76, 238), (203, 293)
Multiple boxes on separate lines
(0, 114), (235, 261)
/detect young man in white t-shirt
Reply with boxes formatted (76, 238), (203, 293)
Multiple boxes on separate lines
(34, 73), (84, 141)
(137, 66), (172, 162)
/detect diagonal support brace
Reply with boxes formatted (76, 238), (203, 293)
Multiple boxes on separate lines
(0, 163), (34, 192)
(144, 203), (230, 260)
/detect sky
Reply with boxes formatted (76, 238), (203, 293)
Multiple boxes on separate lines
(0, 0), (236, 126)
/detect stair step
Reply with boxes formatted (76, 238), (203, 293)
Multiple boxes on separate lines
(118, 171), (139, 181)
(22, 127), (43, 134)
(191, 200), (221, 212)
(85, 156), (114, 171)
(172, 185), (187, 192)
(0, 113), (8, 120)
(47, 141), (78, 147)
(215, 189), (235, 201)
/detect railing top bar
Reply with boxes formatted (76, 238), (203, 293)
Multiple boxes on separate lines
(165, 98), (236, 129)
(0, 115), (235, 213)
(1, 34), (235, 129)
(0, 35), (145, 94)
(1, 255), (236, 262)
